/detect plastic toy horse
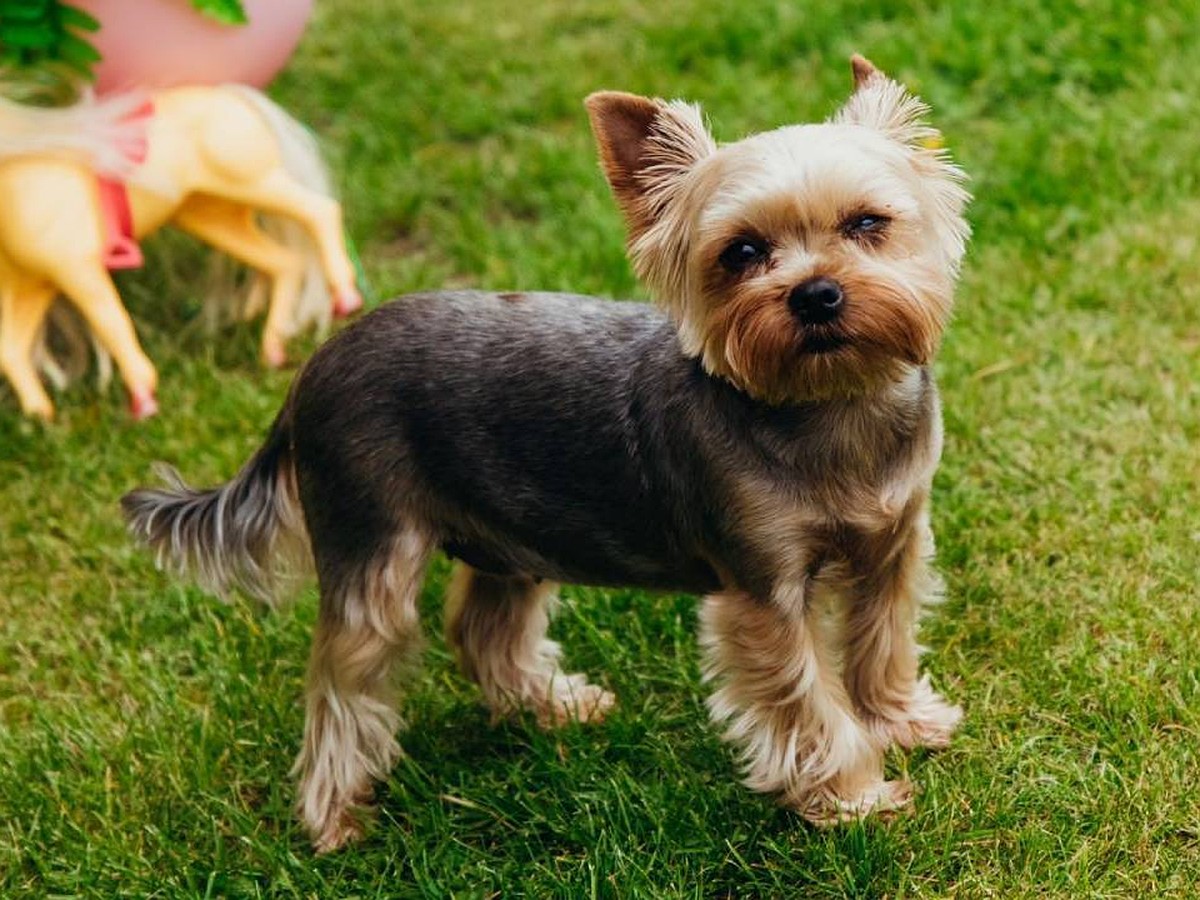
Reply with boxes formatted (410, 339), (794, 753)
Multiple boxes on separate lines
(0, 85), (362, 420)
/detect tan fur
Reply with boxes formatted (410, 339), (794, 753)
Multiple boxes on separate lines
(135, 57), (968, 854)
(699, 591), (912, 823)
(293, 531), (430, 854)
(838, 503), (962, 749)
(585, 92), (716, 240)
(706, 423), (956, 821)
(445, 565), (615, 727)
(584, 56), (967, 825)
(586, 59), (968, 407)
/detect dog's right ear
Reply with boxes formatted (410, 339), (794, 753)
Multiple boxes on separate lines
(835, 54), (937, 150)
(585, 91), (715, 236)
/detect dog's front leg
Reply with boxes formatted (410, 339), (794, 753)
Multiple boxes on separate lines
(841, 505), (961, 751)
(699, 587), (911, 825)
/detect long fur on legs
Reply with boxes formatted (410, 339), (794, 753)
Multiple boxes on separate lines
(445, 565), (615, 727)
(840, 509), (962, 751)
(124, 56), (969, 852)
(700, 590), (912, 824)
(293, 531), (430, 853)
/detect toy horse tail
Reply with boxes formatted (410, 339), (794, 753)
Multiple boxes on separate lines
(33, 303), (111, 392)
(121, 396), (308, 605)
(0, 88), (150, 178)
(224, 84), (335, 333)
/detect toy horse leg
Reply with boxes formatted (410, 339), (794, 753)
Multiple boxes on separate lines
(0, 279), (56, 419)
(219, 172), (362, 318)
(174, 196), (305, 368)
(49, 261), (159, 419)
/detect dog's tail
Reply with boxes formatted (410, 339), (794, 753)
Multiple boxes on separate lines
(121, 401), (308, 605)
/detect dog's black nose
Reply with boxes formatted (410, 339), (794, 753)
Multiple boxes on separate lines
(789, 277), (844, 325)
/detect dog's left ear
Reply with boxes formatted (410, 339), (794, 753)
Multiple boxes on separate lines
(834, 54), (941, 149)
(585, 91), (715, 237)
(840, 55), (971, 272)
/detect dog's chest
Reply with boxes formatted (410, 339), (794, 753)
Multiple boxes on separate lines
(709, 385), (940, 593)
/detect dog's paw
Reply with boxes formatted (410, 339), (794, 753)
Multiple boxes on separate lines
(538, 680), (617, 728)
(868, 681), (962, 750)
(301, 783), (376, 855)
(311, 809), (366, 855)
(798, 778), (914, 827)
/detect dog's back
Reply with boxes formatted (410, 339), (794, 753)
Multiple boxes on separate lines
(286, 290), (726, 593)
(125, 288), (940, 604)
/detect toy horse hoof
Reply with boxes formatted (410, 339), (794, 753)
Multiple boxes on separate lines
(27, 403), (55, 422)
(333, 286), (363, 319)
(129, 390), (159, 421)
(262, 341), (288, 369)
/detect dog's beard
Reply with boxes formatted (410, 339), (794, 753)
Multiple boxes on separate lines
(691, 271), (948, 404)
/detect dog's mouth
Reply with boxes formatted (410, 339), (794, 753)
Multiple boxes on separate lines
(798, 331), (850, 355)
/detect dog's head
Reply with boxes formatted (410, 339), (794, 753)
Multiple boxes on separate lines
(587, 56), (970, 403)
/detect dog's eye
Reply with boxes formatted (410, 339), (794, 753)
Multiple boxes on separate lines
(841, 213), (891, 238)
(718, 238), (770, 272)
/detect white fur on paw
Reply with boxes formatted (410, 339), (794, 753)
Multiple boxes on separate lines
(311, 810), (366, 855)
(799, 778), (914, 827)
(538, 681), (616, 727)
(868, 680), (962, 750)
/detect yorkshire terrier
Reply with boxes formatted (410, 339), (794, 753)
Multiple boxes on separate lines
(123, 55), (970, 853)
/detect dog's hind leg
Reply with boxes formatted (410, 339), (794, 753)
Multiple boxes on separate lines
(444, 564), (615, 727)
(293, 529), (431, 854)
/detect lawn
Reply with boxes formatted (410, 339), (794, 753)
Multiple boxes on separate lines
(3, 0), (1200, 896)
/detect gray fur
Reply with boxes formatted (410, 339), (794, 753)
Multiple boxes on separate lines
(121, 409), (301, 603)
(123, 289), (938, 607)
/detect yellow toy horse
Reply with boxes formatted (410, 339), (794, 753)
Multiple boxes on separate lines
(0, 85), (362, 420)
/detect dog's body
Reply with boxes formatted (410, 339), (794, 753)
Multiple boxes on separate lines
(125, 57), (969, 852)
(290, 289), (938, 594)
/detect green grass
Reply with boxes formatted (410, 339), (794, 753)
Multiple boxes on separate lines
(4, 0), (1200, 895)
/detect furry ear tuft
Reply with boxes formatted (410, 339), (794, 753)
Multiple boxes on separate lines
(585, 91), (715, 236)
(850, 53), (882, 89)
(835, 55), (940, 149)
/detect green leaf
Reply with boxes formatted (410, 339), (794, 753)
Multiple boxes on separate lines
(0, 22), (57, 50)
(57, 31), (101, 69)
(189, 0), (249, 26)
(0, 0), (51, 13)
(0, 0), (99, 79)
(0, 4), (53, 23)
(59, 5), (101, 33)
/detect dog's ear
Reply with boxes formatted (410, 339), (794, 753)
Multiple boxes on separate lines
(835, 54), (940, 149)
(840, 55), (971, 273)
(585, 91), (715, 236)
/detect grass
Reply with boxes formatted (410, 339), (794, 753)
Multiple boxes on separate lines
(3, 0), (1200, 895)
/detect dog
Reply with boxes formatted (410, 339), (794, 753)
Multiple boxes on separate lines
(122, 55), (970, 853)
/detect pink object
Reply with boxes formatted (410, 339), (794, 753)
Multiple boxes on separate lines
(74, 0), (314, 94)
(98, 177), (143, 269)
(333, 286), (363, 319)
(111, 98), (154, 163)
(129, 389), (159, 421)
(96, 98), (153, 268)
